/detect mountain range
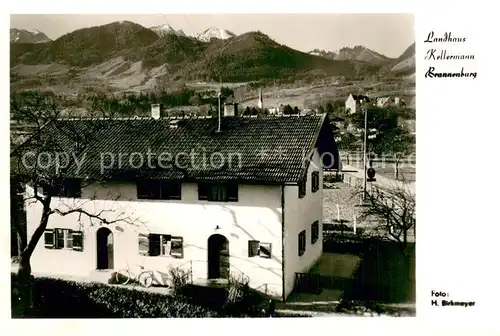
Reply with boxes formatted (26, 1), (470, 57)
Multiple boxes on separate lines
(10, 28), (52, 43)
(10, 21), (415, 92)
(308, 46), (391, 64)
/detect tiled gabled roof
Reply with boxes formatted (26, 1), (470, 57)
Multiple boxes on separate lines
(352, 94), (371, 103)
(19, 115), (339, 184)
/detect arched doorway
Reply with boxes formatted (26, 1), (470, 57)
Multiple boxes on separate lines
(96, 227), (114, 270)
(207, 234), (229, 279)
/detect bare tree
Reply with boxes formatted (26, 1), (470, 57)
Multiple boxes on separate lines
(10, 92), (140, 313)
(357, 184), (415, 263)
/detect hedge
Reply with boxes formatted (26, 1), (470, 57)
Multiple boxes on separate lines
(11, 274), (225, 318)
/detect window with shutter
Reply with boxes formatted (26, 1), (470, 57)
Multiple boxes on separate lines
(54, 229), (73, 249)
(170, 237), (183, 258)
(72, 231), (83, 251)
(198, 182), (239, 202)
(298, 178), (307, 198)
(298, 230), (306, 256)
(44, 229), (54, 248)
(248, 240), (259, 257)
(259, 242), (272, 259)
(311, 221), (319, 244)
(311, 171), (319, 193)
(138, 233), (149, 256)
(149, 234), (161, 256)
(210, 183), (227, 201)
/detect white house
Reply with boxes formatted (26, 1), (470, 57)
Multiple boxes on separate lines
(24, 110), (340, 301)
(376, 96), (405, 108)
(345, 93), (371, 114)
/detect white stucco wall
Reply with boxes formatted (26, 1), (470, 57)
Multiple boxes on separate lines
(26, 182), (284, 298)
(282, 149), (323, 298)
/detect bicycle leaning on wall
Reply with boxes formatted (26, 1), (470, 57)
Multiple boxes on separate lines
(114, 263), (154, 288)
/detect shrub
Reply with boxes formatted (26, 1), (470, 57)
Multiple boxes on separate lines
(11, 274), (224, 318)
(222, 275), (271, 317)
(167, 267), (191, 298)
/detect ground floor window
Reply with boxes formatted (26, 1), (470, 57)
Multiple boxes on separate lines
(139, 233), (184, 258)
(248, 240), (272, 258)
(44, 229), (83, 251)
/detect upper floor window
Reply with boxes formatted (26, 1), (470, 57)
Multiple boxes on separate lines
(137, 180), (181, 200)
(298, 178), (307, 199)
(311, 171), (320, 193)
(54, 179), (81, 198)
(298, 230), (306, 256)
(311, 221), (319, 244)
(198, 182), (238, 202)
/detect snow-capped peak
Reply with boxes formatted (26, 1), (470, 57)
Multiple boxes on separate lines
(10, 28), (51, 43)
(150, 24), (186, 37)
(195, 27), (236, 42)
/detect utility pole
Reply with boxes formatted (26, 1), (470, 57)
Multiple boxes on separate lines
(363, 106), (368, 199)
(217, 92), (221, 132)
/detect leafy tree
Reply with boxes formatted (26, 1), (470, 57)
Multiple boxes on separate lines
(317, 105), (325, 114)
(293, 106), (300, 115)
(374, 126), (414, 180)
(244, 106), (251, 116)
(326, 102), (334, 114)
(220, 86), (234, 99)
(283, 104), (293, 115)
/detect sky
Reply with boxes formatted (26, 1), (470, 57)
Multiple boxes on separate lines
(10, 14), (414, 58)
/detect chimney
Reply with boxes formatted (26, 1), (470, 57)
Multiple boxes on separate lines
(224, 102), (238, 117)
(151, 103), (166, 119)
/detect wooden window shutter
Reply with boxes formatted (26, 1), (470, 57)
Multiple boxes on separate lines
(138, 233), (149, 256)
(136, 180), (150, 199)
(44, 229), (54, 249)
(149, 234), (161, 256)
(227, 183), (238, 202)
(170, 236), (184, 258)
(259, 242), (272, 259)
(248, 240), (259, 257)
(72, 231), (83, 251)
(198, 183), (209, 200)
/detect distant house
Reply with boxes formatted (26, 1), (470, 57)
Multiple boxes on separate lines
(345, 94), (371, 114)
(376, 96), (405, 108)
(23, 107), (341, 301)
(268, 105), (284, 115)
